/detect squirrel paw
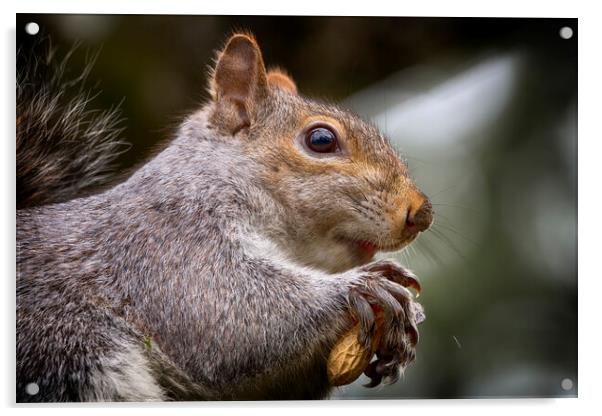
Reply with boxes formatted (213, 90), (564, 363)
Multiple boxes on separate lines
(347, 259), (425, 388)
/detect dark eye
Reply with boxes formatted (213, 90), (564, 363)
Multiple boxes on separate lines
(305, 127), (339, 153)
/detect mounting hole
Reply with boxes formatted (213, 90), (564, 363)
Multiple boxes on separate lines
(561, 378), (574, 391)
(25, 382), (39, 395)
(559, 26), (573, 40)
(25, 22), (39, 36)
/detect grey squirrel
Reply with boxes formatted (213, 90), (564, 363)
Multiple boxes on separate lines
(16, 33), (434, 401)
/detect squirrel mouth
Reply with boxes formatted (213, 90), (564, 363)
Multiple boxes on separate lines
(356, 240), (378, 258)
(339, 237), (411, 264)
(341, 239), (380, 263)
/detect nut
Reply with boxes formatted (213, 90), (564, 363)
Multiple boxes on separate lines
(327, 314), (383, 386)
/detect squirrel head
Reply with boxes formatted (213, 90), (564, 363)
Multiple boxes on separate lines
(207, 33), (433, 272)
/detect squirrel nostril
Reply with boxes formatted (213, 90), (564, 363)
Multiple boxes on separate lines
(414, 201), (433, 232)
(405, 201), (433, 234)
(405, 207), (418, 234)
(405, 213), (415, 229)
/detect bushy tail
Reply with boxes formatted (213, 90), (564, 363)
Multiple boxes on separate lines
(17, 41), (128, 209)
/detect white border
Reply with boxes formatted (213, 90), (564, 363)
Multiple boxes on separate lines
(9, 0), (582, 17)
(2, 1), (600, 415)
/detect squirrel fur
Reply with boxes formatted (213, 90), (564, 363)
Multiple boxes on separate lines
(16, 33), (434, 402)
(16, 42), (127, 210)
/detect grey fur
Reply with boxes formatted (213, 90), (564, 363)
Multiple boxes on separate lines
(17, 43), (128, 209)
(16, 36), (429, 402)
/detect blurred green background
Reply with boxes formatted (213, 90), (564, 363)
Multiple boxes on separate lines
(16, 15), (577, 399)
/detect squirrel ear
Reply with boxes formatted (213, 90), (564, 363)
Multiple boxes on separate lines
(209, 33), (268, 135)
(267, 68), (297, 95)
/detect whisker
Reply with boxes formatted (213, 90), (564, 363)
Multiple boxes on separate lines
(431, 212), (465, 229)
(411, 243), (420, 262)
(414, 237), (444, 266)
(403, 155), (430, 164)
(431, 202), (482, 216)
(400, 247), (412, 268)
(408, 244), (421, 269)
(428, 185), (458, 199)
(431, 222), (477, 246)
(428, 228), (467, 260)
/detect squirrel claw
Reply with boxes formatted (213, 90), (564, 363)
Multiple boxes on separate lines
(382, 372), (400, 386)
(359, 259), (422, 296)
(363, 361), (383, 388)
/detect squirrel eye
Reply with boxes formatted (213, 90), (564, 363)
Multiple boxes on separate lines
(305, 127), (339, 153)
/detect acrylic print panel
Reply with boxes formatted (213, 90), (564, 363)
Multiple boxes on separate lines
(16, 14), (577, 401)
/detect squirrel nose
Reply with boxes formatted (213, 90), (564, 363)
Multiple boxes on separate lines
(405, 200), (433, 234)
